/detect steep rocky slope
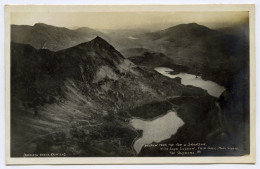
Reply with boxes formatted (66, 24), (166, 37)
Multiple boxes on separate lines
(11, 37), (186, 157)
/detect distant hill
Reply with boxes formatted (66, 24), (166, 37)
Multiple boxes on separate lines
(11, 23), (108, 51)
(136, 23), (247, 66)
(127, 23), (249, 86)
(138, 23), (220, 42)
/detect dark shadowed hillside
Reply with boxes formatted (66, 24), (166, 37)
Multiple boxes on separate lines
(122, 48), (189, 72)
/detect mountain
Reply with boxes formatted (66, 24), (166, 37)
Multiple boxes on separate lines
(138, 23), (219, 41)
(11, 37), (187, 157)
(11, 23), (107, 51)
(135, 23), (248, 68)
(118, 23), (249, 86)
(11, 36), (247, 157)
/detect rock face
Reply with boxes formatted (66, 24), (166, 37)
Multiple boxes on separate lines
(56, 36), (137, 82)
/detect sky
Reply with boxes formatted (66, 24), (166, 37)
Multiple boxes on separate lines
(11, 11), (249, 30)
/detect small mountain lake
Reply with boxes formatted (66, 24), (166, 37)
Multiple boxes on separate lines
(130, 67), (225, 154)
(130, 111), (184, 154)
(155, 67), (226, 98)
(128, 36), (139, 40)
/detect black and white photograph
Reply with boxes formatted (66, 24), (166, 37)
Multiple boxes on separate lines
(4, 5), (255, 164)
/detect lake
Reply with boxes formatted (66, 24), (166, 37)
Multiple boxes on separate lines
(130, 111), (184, 154)
(130, 67), (225, 154)
(155, 67), (226, 98)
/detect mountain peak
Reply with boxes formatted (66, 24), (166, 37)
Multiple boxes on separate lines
(165, 23), (217, 37)
(75, 27), (92, 31)
(33, 23), (68, 30)
(138, 22), (219, 41)
(89, 36), (111, 46)
(93, 36), (103, 41)
(173, 23), (209, 30)
(71, 36), (118, 53)
(66, 36), (126, 62)
(33, 23), (52, 27)
(187, 22), (199, 26)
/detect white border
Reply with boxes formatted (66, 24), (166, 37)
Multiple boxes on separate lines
(0, 1), (259, 168)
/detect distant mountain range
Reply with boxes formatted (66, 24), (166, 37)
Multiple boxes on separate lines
(11, 23), (107, 51)
(11, 23), (249, 76)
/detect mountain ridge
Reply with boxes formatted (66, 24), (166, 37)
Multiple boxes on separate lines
(11, 23), (108, 51)
(137, 23), (221, 41)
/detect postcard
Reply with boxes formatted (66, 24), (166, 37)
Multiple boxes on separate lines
(5, 4), (255, 164)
